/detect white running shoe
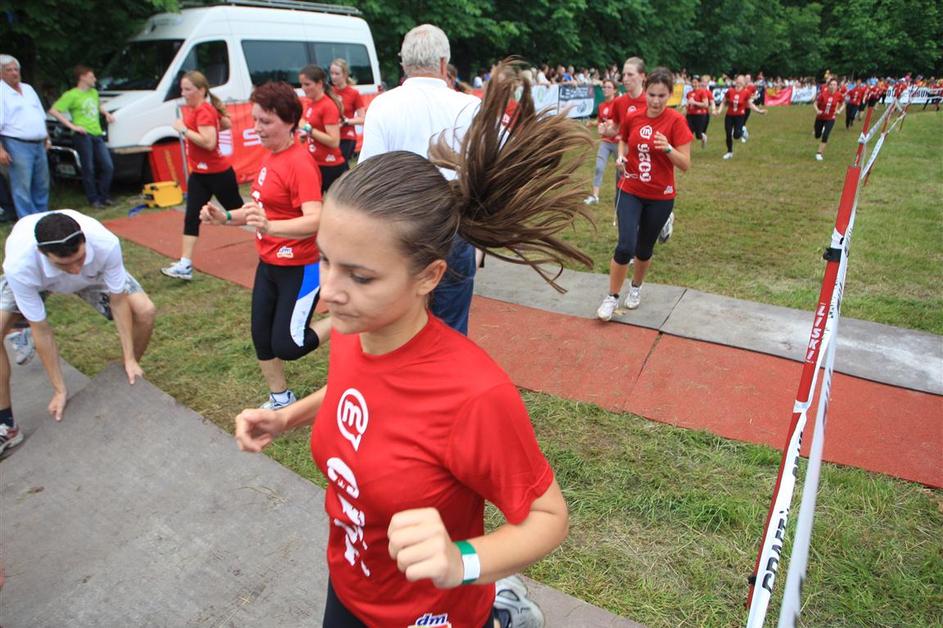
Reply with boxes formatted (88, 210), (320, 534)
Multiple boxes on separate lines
(701, 132), (708, 148)
(494, 575), (544, 628)
(742, 126), (750, 140)
(625, 285), (641, 310)
(7, 328), (35, 365)
(658, 211), (674, 244)
(596, 294), (619, 321)
(0, 421), (24, 454)
(261, 390), (297, 411)
(583, 194), (599, 205)
(161, 260), (193, 281)
(723, 152), (733, 160)
(815, 153), (824, 161)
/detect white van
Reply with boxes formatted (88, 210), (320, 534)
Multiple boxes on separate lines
(48, 0), (381, 181)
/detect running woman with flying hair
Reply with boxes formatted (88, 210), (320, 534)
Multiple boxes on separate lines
(329, 58), (367, 163)
(715, 74), (766, 160)
(200, 81), (330, 411)
(299, 65), (348, 193)
(597, 67), (693, 321)
(813, 77), (844, 161)
(845, 78), (866, 128)
(233, 62), (593, 628)
(584, 78), (619, 206)
(161, 70), (243, 281)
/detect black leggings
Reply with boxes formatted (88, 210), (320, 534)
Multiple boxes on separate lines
(320, 162), (349, 194)
(845, 104), (859, 128)
(251, 260), (321, 361)
(339, 138), (357, 163)
(613, 191), (674, 264)
(184, 168), (243, 237)
(322, 580), (501, 628)
(686, 114), (709, 139)
(724, 115), (745, 152)
(814, 119), (835, 143)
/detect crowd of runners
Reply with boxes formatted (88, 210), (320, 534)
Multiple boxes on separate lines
(0, 22), (935, 628)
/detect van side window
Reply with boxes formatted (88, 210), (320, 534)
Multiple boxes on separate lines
(165, 40), (230, 100)
(313, 43), (375, 85)
(242, 40), (311, 86)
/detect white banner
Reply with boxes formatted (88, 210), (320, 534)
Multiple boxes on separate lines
(790, 86), (817, 103)
(529, 84), (594, 118)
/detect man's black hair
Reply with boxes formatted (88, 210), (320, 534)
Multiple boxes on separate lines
(35, 212), (86, 257)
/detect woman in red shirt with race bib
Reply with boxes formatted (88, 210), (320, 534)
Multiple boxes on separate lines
(597, 68), (693, 321)
(685, 74), (712, 148)
(714, 74), (766, 160)
(329, 58), (367, 164)
(584, 78), (619, 206)
(846, 79), (866, 128)
(299, 65), (348, 193)
(814, 78), (844, 161)
(233, 62), (590, 628)
(201, 81), (330, 411)
(162, 71), (243, 281)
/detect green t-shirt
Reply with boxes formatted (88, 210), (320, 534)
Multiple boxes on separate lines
(52, 88), (103, 136)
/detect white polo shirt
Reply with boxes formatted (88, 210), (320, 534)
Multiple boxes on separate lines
(2, 210), (128, 322)
(0, 80), (48, 142)
(359, 77), (481, 180)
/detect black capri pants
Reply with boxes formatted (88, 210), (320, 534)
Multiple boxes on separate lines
(322, 580), (504, 628)
(320, 162), (349, 194)
(613, 190), (674, 265)
(184, 167), (243, 237)
(845, 104), (859, 128)
(339, 138), (357, 163)
(724, 115), (745, 152)
(686, 114), (709, 139)
(814, 119), (836, 143)
(251, 260), (322, 361)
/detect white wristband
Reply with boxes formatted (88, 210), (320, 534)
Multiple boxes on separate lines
(455, 540), (480, 584)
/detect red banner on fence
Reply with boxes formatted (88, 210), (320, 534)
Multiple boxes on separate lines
(764, 87), (793, 106)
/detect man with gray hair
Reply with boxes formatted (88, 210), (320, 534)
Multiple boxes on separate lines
(0, 55), (50, 217)
(358, 24), (481, 336)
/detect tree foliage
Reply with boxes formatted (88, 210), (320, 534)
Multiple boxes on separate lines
(2, 0), (940, 93)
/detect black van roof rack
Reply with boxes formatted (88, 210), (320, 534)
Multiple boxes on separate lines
(181, 0), (361, 16)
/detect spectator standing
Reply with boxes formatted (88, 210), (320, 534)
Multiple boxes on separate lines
(359, 24), (481, 335)
(0, 54), (50, 218)
(48, 65), (115, 208)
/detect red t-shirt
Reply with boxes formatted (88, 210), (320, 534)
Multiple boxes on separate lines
(724, 88), (751, 116)
(335, 85), (366, 141)
(686, 88), (711, 115)
(501, 99), (520, 128)
(816, 90), (842, 120)
(610, 92), (647, 129)
(183, 102), (231, 174)
(302, 95), (346, 167)
(250, 142), (322, 265)
(893, 81), (907, 97)
(848, 86), (866, 106)
(311, 315), (554, 628)
(618, 108), (693, 200)
(745, 83), (757, 100)
(597, 99), (618, 143)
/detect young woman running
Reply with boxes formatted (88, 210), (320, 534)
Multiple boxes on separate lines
(596, 68), (692, 321)
(605, 57), (647, 139)
(233, 62), (591, 628)
(584, 78), (619, 205)
(845, 79), (865, 128)
(200, 81), (330, 410)
(299, 65), (348, 193)
(685, 74), (712, 148)
(161, 71), (243, 281)
(813, 78), (844, 161)
(329, 59), (367, 163)
(715, 74), (766, 160)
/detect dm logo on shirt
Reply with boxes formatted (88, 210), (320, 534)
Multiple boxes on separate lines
(276, 246), (294, 258)
(639, 125), (653, 140)
(325, 154), (336, 162)
(628, 105), (638, 113)
(663, 185), (674, 195)
(409, 613), (452, 627)
(337, 387), (369, 451)
(197, 161), (208, 170)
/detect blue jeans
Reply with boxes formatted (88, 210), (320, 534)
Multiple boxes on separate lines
(431, 236), (476, 335)
(1, 136), (49, 218)
(73, 133), (113, 204)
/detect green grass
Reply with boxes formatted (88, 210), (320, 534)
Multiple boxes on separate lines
(3, 106), (942, 626)
(566, 105), (943, 334)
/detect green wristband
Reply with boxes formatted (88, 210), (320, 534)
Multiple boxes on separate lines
(455, 540), (480, 585)
(224, 209), (232, 223)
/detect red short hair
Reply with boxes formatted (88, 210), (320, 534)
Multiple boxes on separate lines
(250, 81), (302, 132)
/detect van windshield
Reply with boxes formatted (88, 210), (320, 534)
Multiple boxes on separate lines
(99, 40), (184, 91)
